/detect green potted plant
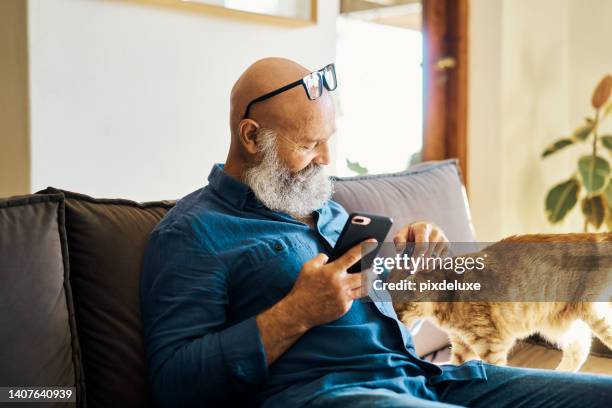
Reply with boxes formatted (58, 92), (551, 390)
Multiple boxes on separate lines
(542, 74), (612, 231)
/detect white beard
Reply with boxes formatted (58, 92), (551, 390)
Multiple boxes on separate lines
(243, 128), (334, 218)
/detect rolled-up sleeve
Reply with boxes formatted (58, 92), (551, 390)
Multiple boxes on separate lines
(139, 226), (268, 407)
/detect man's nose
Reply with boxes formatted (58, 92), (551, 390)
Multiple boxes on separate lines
(314, 141), (331, 165)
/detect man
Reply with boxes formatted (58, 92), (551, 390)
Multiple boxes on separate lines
(140, 58), (612, 407)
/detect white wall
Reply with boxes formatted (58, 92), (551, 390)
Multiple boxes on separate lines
(569, 0), (612, 135)
(468, 0), (612, 241)
(497, 0), (573, 238)
(467, 0), (504, 241)
(28, 0), (339, 201)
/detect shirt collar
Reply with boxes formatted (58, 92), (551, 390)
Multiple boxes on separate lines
(207, 163), (256, 209)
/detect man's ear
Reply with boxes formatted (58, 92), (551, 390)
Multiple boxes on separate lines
(238, 119), (260, 155)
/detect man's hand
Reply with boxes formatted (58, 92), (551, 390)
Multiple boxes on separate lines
(284, 239), (377, 330)
(393, 221), (450, 258)
(256, 239), (376, 365)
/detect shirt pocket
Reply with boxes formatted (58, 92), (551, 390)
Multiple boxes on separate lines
(248, 235), (315, 304)
(243, 236), (292, 266)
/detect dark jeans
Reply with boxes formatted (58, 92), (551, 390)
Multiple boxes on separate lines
(306, 364), (612, 408)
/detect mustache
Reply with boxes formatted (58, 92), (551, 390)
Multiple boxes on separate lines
(291, 162), (324, 182)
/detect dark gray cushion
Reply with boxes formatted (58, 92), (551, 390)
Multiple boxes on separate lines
(332, 159), (473, 356)
(38, 187), (174, 408)
(0, 194), (85, 407)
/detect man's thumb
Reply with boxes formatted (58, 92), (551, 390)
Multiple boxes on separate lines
(313, 253), (329, 266)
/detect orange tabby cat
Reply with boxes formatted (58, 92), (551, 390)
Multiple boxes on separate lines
(390, 233), (612, 372)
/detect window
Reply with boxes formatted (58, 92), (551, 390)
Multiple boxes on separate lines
(335, 1), (423, 176)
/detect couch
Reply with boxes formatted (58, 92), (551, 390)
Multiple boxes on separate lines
(0, 159), (508, 407)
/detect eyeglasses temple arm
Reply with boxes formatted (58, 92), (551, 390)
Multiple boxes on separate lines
(243, 79), (304, 119)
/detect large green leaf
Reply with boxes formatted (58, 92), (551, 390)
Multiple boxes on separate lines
(605, 180), (612, 209)
(601, 135), (612, 152)
(573, 123), (594, 141)
(545, 178), (580, 223)
(542, 138), (574, 158)
(346, 159), (368, 175)
(578, 155), (610, 192)
(581, 195), (606, 229)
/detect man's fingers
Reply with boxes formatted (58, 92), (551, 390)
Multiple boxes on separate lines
(423, 232), (440, 258)
(393, 225), (411, 252)
(311, 253), (329, 267)
(412, 227), (429, 256)
(433, 241), (450, 258)
(441, 243), (454, 258)
(413, 242), (429, 258)
(345, 272), (363, 289)
(335, 239), (377, 270)
(393, 236), (407, 253)
(350, 287), (367, 300)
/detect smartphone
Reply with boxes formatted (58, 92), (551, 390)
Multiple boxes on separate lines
(329, 212), (393, 273)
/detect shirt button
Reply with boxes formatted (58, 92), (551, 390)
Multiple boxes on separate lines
(273, 242), (283, 251)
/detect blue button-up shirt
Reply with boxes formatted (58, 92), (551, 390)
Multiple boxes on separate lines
(140, 164), (486, 407)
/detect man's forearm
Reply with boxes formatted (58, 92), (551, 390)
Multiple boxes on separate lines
(256, 294), (311, 366)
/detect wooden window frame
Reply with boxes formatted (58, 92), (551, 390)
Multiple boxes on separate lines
(422, 0), (469, 189)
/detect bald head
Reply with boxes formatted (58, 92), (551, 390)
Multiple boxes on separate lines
(224, 57), (336, 188)
(231, 58), (306, 135)
(230, 57), (335, 138)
